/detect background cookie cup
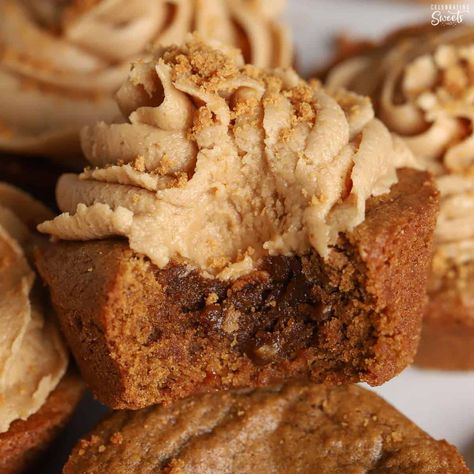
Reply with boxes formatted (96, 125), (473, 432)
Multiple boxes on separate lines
(0, 372), (83, 474)
(0, 0), (291, 163)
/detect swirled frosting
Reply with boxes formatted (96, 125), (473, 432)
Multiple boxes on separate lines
(0, 0), (292, 161)
(0, 183), (68, 434)
(38, 38), (416, 279)
(327, 26), (474, 272)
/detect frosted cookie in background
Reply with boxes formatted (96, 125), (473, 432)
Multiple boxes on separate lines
(0, 0), (292, 163)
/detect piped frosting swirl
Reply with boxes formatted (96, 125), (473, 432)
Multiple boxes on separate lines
(39, 38), (416, 279)
(327, 26), (474, 271)
(0, 0), (292, 160)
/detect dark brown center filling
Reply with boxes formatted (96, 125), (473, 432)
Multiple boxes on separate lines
(158, 245), (374, 369)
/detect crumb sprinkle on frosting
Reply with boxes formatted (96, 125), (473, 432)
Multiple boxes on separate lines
(39, 37), (416, 279)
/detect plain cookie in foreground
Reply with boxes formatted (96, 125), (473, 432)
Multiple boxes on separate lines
(63, 382), (469, 474)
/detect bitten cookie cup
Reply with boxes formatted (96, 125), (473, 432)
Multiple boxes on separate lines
(326, 24), (474, 371)
(36, 38), (438, 409)
(63, 382), (469, 474)
(36, 169), (439, 409)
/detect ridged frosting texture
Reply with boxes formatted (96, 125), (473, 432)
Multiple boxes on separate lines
(0, 183), (68, 434)
(39, 38), (416, 279)
(327, 26), (474, 271)
(0, 0), (292, 160)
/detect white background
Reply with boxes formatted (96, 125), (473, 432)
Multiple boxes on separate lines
(284, 0), (474, 469)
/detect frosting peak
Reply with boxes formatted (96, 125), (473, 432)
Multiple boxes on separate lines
(39, 38), (416, 279)
(0, 183), (68, 434)
(0, 0), (292, 160)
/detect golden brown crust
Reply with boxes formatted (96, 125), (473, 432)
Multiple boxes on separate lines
(0, 370), (84, 474)
(36, 169), (439, 409)
(416, 262), (474, 370)
(63, 382), (469, 474)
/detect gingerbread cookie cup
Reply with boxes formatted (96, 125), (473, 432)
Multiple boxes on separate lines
(36, 169), (438, 409)
(63, 382), (469, 474)
(326, 25), (474, 370)
(0, 371), (84, 474)
(0, 183), (84, 473)
(37, 39), (438, 409)
(416, 261), (474, 370)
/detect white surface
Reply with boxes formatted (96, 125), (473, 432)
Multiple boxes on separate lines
(285, 0), (471, 76)
(283, 0), (474, 469)
(369, 368), (474, 468)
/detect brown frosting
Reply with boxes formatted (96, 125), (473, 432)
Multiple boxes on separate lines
(327, 26), (474, 274)
(0, 0), (292, 160)
(0, 183), (68, 434)
(38, 38), (417, 279)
